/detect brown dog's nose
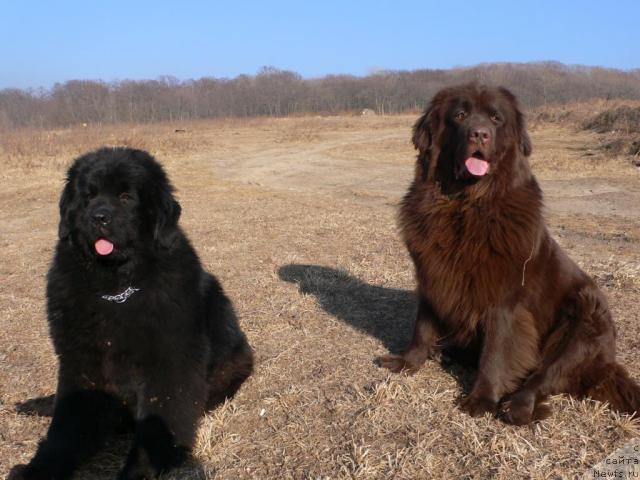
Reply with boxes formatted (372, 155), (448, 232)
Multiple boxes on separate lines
(470, 127), (491, 144)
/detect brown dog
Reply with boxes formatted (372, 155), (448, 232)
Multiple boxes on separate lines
(378, 84), (640, 424)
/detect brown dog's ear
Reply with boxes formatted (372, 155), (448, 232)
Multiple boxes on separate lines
(517, 111), (532, 157)
(499, 87), (532, 157)
(154, 191), (182, 249)
(413, 88), (451, 153)
(412, 109), (433, 153)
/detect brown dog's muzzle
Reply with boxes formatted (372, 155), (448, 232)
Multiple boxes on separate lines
(469, 127), (492, 147)
(460, 121), (496, 178)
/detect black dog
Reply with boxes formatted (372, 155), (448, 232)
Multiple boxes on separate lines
(10, 148), (253, 479)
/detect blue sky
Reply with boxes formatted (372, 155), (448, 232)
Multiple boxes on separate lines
(1, 0), (638, 89)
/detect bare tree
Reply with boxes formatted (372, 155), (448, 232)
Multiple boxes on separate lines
(1, 62), (639, 129)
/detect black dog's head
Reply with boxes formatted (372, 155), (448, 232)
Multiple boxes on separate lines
(412, 84), (532, 192)
(58, 148), (181, 264)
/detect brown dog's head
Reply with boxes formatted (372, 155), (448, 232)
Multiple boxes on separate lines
(412, 84), (531, 192)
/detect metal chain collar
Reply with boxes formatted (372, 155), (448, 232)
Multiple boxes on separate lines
(101, 286), (140, 304)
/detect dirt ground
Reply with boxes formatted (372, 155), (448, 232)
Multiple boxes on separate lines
(1, 114), (639, 479)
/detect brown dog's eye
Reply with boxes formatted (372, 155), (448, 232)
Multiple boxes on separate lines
(490, 112), (501, 122)
(455, 111), (467, 121)
(119, 192), (133, 204)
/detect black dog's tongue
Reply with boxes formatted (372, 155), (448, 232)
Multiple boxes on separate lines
(95, 238), (114, 256)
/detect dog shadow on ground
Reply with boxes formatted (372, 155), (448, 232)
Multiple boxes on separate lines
(13, 395), (208, 479)
(277, 263), (477, 394)
(278, 263), (416, 353)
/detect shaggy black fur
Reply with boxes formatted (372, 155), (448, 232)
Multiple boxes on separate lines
(9, 148), (253, 480)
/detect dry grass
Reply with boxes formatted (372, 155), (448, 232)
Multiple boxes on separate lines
(530, 99), (640, 126)
(1, 112), (640, 479)
(582, 106), (640, 135)
(531, 100), (640, 162)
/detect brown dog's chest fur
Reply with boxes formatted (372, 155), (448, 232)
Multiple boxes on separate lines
(400, 177), (545, 343)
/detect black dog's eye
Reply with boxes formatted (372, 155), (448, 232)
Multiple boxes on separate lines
(455, 111), (467, 121)
(490, 111), (501, 123)
(119, 192), (134, 204)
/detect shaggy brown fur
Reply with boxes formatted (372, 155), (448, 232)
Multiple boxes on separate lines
(378, 84), (640, 424)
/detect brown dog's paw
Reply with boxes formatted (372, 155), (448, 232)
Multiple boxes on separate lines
(375, 354), (420, 374)
(532, 401), (552, 422)
(507, 401), (533, 425)
(506, 392), (551, 425)
(459, 395), (497, 417)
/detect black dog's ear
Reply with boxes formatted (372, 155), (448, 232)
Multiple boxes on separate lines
(58, 180), (73, 240)
(154, 189), (182, 248)
(412, 109), (433, 153)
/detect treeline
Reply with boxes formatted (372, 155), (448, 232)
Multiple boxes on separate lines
(1, 62), (640, 129)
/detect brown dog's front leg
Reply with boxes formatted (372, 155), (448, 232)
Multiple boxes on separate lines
(377, 296), (439, 374)
(460, 307), (537, 418)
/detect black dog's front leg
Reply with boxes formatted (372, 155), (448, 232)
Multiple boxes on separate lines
(9, 389), (127, 480)
(118, 415), (190, 480)
(118, 371), (206, 480)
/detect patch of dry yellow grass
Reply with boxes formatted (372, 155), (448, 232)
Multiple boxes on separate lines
(1, 113), (639, 479)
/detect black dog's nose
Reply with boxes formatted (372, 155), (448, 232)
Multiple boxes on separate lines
(470, 127), (491, 144)
(91, 208), (112, 225)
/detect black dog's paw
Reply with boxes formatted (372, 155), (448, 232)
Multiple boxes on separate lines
(117, 466), (157, 480)
(16, 394), (56, 417)
(118, 449), (160, 480)
(7, 465), (29, 480)
(7, 464), (52, 480)
(118, 464), (158, 480)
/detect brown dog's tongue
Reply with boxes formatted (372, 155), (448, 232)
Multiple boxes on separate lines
(95, 238), (114, 256)
(465, 157), (490, 176)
